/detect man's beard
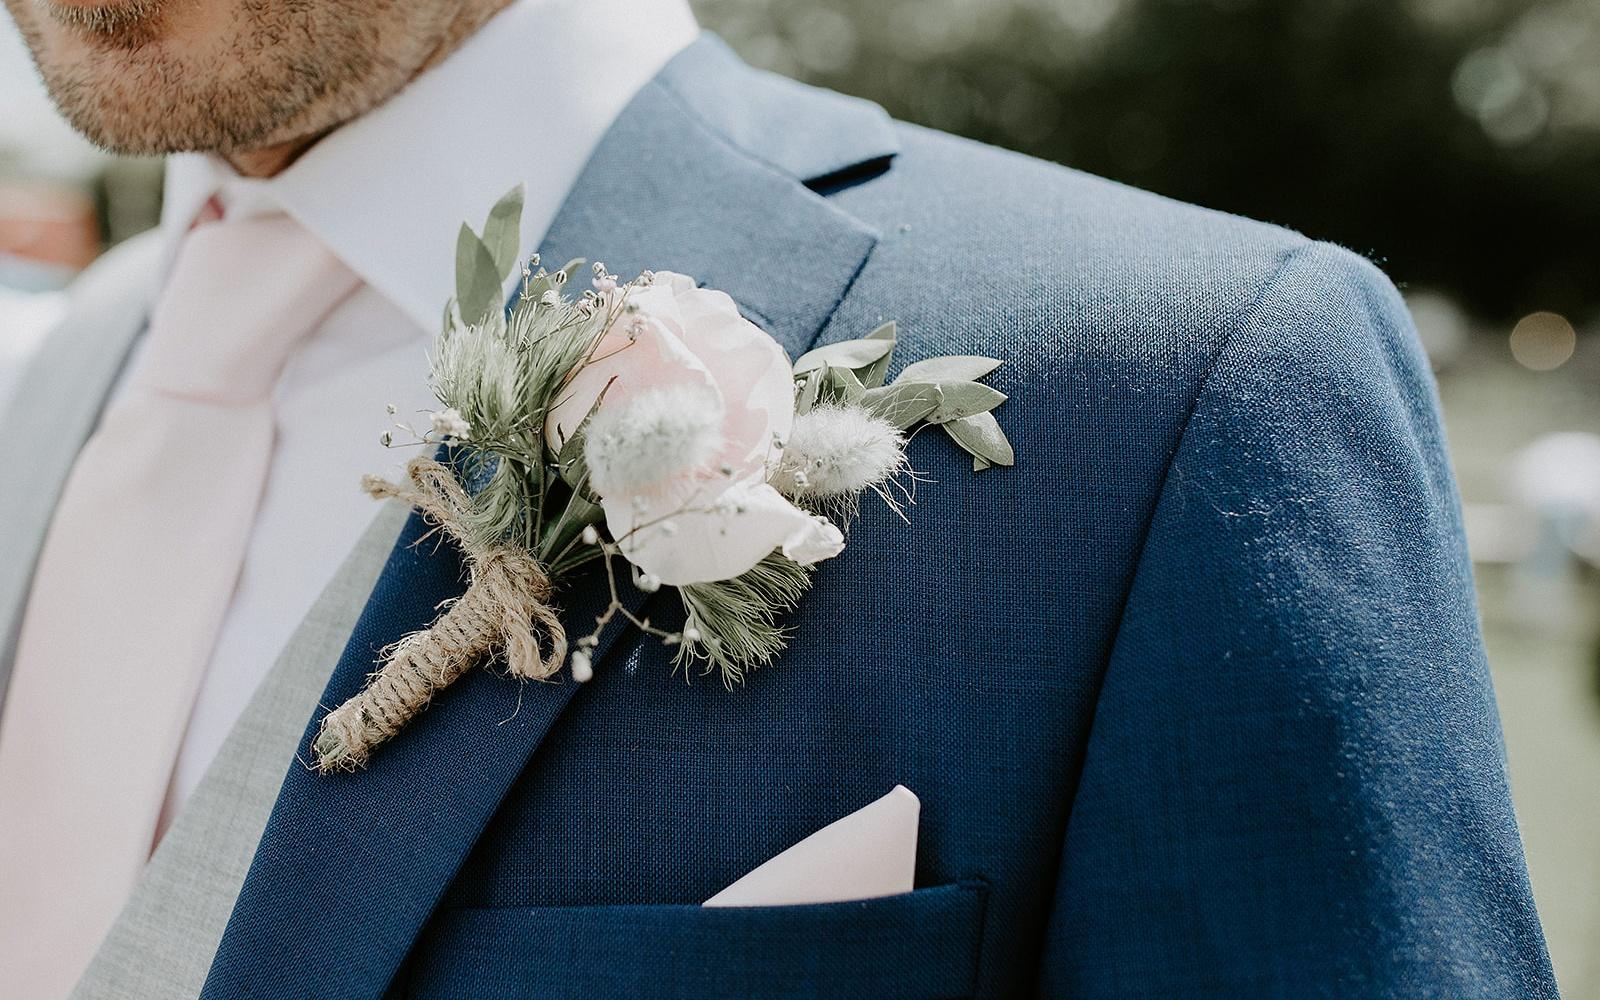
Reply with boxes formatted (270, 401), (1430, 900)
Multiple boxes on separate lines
(43, 0), (163, 41)
(10, 0), (395, 156)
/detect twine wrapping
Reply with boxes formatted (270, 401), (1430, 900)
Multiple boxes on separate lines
(312, 456), (566, 773)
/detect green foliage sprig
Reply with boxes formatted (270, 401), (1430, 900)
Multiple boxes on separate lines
(791, 322), (1016, 471)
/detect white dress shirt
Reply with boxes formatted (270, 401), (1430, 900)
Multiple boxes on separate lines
(3, 0), (699, 818)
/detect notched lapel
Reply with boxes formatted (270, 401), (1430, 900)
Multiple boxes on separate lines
(538, 36), (892, 359)
(203, 36), (895, 1000)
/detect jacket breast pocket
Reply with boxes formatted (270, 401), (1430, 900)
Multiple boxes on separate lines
(402, 881), (989, 999)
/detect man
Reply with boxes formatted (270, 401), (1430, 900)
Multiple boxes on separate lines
(0, 0), (1557, 996)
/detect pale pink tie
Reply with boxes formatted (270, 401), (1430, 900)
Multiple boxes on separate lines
(0, 210), (359, 997)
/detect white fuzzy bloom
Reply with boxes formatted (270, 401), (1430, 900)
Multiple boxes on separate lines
(570, 650), (593, 683)
(582, 384), (725, 498)
(429, 407), (472, 441)
(772, 404), (905, 498)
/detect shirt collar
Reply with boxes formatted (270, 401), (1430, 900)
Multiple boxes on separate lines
(160, 0), (698, 332)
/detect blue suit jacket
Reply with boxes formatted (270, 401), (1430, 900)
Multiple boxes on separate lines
(200, 35), (1555, 999)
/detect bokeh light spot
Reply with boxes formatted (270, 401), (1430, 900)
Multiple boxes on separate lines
(1508, 310), (1576, 370)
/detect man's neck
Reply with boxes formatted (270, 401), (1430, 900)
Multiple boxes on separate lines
(222, 0), (514, 178)
(224, 134), (332, 180)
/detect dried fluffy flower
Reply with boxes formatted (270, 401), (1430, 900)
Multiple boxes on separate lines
(772, 404), (905, 499)
(582, 384), (724, 498)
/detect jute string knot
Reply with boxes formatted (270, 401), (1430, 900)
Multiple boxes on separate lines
(312, 455), (567, 772)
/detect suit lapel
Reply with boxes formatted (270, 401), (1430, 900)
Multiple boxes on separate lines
(71, 501), (411, 1000)
(202, 36), (896, 1000)
(0, 232), (162, 709)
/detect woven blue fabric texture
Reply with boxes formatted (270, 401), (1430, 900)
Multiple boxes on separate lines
(201, 34), (1554, 999)
(406, 882), (988, 999)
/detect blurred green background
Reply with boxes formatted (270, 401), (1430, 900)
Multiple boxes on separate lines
(2, 0), (1596, 991)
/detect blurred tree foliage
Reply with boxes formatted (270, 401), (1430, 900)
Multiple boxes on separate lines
(695, 0), (1600, 324)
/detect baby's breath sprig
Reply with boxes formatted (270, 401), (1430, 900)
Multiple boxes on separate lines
(559, 505), (816, 687)
(564, 532), (680, 684)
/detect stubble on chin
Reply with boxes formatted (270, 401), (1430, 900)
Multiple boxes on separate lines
(11, 0), (497, 161)
(10, 0), (403, 158)
(35, 45), (322, 155)
(41, 0), (165, 46)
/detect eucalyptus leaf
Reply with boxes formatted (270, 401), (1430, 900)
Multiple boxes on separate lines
(541, 488), (604, 564)
(455, 223), (503, 326)
(482, 185), (525, 282)
(894, 354), (1003, 385)
(857, 321), (897, 389)
(555, 388), (611, 494)
(927, 382), (1008, 423)
(556, 423), (589, 491)
(860, 381), (941, 429)
(795, 366), (824, 416)
(944, 411), (1015, 467)
(821, 365), (866, 405)
(792, 337), (894, 375)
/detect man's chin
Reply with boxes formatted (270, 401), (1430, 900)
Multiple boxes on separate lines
(53, 89), (276, 158)
(23, 34), (284, 156)
(42, 64), (255, 157)
(11, 0), (427, 162)
(55, 106), (188, 157)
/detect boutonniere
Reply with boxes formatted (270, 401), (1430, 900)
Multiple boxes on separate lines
(313, 188), (1017, 772)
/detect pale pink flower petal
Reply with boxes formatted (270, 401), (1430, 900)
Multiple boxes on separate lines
(545, 312), (720, 458)
(626, 274), (792, 479)
(603, 481), (843, 587)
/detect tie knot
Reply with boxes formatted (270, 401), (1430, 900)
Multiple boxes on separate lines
(135, 214), (361, 402)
